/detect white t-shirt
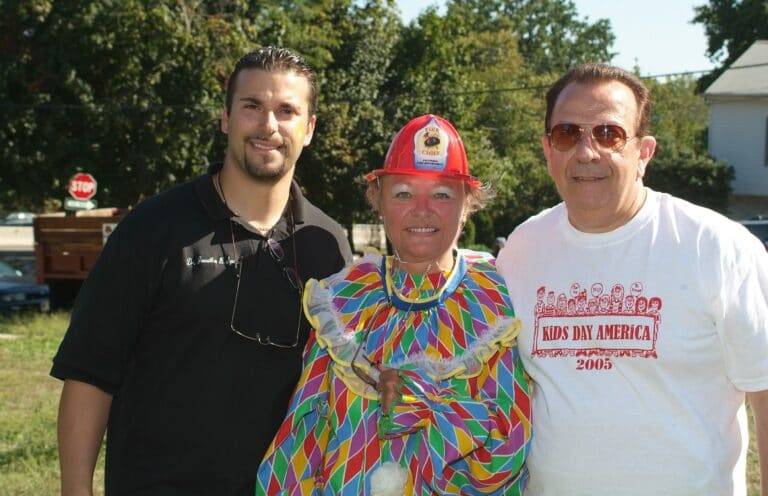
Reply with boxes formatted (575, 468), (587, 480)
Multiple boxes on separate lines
(496, 188), (768, 496)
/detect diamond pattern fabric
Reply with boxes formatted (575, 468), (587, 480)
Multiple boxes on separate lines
(256, 251), (531, 495)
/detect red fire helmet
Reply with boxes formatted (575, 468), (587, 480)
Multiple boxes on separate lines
(365, 114), (481, 188)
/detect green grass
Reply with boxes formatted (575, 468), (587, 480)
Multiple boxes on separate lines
(0, 312), (104, 495)
(0, 312), (762, 495)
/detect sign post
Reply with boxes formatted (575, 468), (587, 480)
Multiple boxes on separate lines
(65, 173), (98, 211)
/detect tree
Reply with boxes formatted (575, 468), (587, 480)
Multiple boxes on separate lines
(384, 1), (574, 244)
(0, 0), (403, 220)
(645, 76), (708, 155)
(0, 0), (252, 209)
(3, 0), (733, 242)
(294, 0), (402, 229)
(499, 0), (615, 74)
(692, 0), (768, 90)
(643, 75), (733, 212)
(0, 0), (615, 241)
(645, 146), (734, 213)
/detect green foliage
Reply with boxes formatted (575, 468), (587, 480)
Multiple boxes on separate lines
(645, 143), (734, 213)
(461, 216), (477, 246)
(1, 0), (732, 245)
(644, 75), (733, 213)
(1, 0), (250, 209)
(692, 0), (768, 90)
(500, 0), (615, 74)
(381, 0), (604, 245)
(646, 76), (708, 154)
(296, 0), (402, 227)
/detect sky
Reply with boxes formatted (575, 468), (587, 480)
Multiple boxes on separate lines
(394, 0), (717, 78)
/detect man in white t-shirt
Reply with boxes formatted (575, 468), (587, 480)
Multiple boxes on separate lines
(496, 63), (768, 496)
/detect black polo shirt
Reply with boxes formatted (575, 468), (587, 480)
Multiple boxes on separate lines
(51, 163), (352, 495)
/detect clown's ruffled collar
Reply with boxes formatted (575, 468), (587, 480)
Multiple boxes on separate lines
(302, 250), (520, 398)
(382, 253), (465, 311)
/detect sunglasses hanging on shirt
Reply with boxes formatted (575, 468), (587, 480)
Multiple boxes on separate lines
(215, 173), (303, 348)
(227, 208), (303, 348)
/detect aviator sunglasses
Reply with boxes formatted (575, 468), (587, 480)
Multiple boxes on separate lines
(547, 123), (638, 152)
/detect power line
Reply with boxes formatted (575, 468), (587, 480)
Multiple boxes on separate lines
(448, 62), (768, 96)
(2, 62), (766, 109)
(448, 83), (550, 96)
(638, 62), (768, 79)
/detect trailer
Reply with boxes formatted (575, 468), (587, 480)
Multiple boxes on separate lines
(33, 210), (123, 307)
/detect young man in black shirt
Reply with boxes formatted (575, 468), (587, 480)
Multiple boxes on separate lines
(52, 47), (352, 495)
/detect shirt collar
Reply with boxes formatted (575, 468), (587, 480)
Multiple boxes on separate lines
(195, 162), (307, 226)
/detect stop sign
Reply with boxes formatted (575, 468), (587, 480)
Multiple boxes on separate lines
(68, 173), (97, 201)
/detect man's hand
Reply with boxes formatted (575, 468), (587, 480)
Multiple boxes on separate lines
(749, 390), (768, 496)
(58, 380), (112, 496)
(378, 368), (401, 414)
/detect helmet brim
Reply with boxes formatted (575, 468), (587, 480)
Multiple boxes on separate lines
(364, 168), (481, 188)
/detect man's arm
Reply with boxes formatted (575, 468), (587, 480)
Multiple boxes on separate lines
(58, 379), (113, 496)
(749, 390), (768, 496)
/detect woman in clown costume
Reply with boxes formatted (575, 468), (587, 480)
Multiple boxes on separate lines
(256, 115), (531, 495)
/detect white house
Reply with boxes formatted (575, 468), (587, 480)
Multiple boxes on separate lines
(705, 40), (768, 218)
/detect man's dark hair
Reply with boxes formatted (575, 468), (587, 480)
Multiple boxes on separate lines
(225, 46), (317, 115)
(544, 63), (652, 137)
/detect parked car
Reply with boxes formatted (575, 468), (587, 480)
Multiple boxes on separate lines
(740, 216), (768, 251)
(0, 260), (50, 312)
(2, 212), (36, 225)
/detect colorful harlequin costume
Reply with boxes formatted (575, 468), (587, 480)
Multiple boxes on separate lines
(255, 250), (531, 495)
(256, 114), (531, 495)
